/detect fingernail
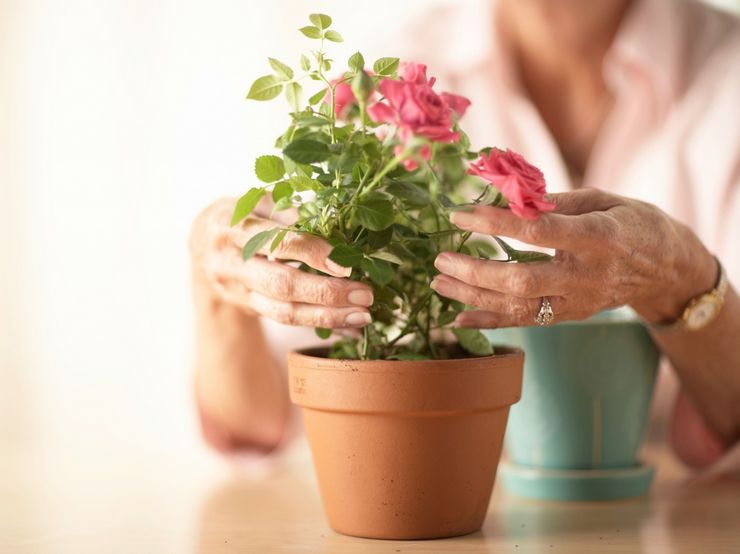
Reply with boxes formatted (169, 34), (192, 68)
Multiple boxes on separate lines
(450, 211), (473, 227)
(345, 312), (372, 327)
(326, 259), (351, 277)
(434, 253), (453, 273)
(431, 276), (453, 296)
(347, 289), (373, 307)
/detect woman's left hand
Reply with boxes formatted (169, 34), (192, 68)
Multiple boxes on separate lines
(432, 188), (718, 328)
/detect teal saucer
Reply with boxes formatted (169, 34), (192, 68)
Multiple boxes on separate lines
(500, 461), (655, 501)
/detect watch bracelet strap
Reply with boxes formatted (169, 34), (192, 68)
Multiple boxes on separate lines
(649, 256), (726, 333)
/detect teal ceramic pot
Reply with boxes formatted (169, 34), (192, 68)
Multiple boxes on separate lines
(485, 309), (660, 501)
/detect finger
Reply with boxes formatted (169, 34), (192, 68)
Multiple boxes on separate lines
(454, 308), (584, 329)
(546, 188), (622, 216)
(450, 204), (610, 251)
(214, 277), (372, 328)
(434, 252), (568, 297)
(253, 195), (299, 225)
(431, 274), (566, 317)
(227, 216), (350, 278)
(221, 256), (373, 308)
(335, 328), (363, 339)
(247, 291), (372, 329)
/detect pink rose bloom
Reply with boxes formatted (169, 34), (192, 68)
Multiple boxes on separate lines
(399, 62), (471, 118)
(400, 61), (430, 85)
(324, 78), (357, 118)
(367, 62), (470, 145)
(468, 148), (556, 220)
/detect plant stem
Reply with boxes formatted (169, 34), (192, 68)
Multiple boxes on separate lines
(363, 150), (410, 194)
(362, 326), (370, 360)
(456, 231), (472, 253)
(315, 39), (336, 146)
(424, 301), (437, 358)
(424, 158), (441, 200)
(386, 290), (433, 348)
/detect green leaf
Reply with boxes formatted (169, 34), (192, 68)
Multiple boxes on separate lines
(511, 250), (554, 263)
(270, 228), (288, 252)
(299, 26), (322, 39)
(272, 196), (294, 212)
(318, 101), (332, 118)
(355, 192), (395, 231)
(328, 244), (364, 268)
(246, 75), (283, 101)
(348, 51), (365, 72)
(295, 163), (315, 177)
(254, 155), (285, 183)
(283, 139), (330, 163)
(493, 236), (517, 258)
(366, 227), (393, 250)
(438, 310), (457, 326)
(386, 181), (430, 207)
(493, 237), (552, 263)
(324, 30), (343, 42)
(300, 54), (311, 71)
(285, 81), (302, 111)
(315, 327), (332, 340)
(231, 188), (265, 226)
(298, 201), (319, 219)
(373, 57), (400, 75)
(294, 113), (330, 127)
(242, 227), (279, 260)
(370, 251), (403, 265)
(465, 239), (499, 259)
(308, 88), (327, 105)
(272, 180), (293, 202)
(289, 175), (323, 192)
(329, 337), (359, 359)
(309, 13), (332, 29)
(268, 57), (293, 80)
(361, 257), (394, 286)
(453, 328), (494, 356)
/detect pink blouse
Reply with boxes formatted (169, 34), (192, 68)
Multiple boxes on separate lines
(199, 0), (740, 473)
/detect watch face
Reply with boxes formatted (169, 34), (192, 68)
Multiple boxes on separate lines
(686, 298), (718, 330)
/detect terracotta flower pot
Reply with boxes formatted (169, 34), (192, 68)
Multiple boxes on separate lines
(288, 346), (524, 540)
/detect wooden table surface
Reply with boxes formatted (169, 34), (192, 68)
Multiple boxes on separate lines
(2, 432), (739, 554)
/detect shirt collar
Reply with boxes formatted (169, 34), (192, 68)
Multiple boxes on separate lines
(604, 0), (685, 117)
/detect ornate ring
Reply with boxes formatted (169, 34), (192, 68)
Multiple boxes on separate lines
(535, 296), (554, 326)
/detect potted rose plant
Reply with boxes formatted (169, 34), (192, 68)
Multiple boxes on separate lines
(233, 14), (554, 540)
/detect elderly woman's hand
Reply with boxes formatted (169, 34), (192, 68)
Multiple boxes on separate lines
(431, 189), (717, 328)
(190, 198), (373, 329)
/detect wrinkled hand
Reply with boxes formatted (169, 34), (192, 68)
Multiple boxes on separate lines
(190, 198), (373, 328)
(432, 188), (716, 328)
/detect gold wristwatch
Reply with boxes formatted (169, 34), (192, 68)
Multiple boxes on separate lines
(653, 257), (727, 332)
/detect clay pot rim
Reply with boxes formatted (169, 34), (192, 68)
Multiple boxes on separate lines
(289, 345), (523, 374)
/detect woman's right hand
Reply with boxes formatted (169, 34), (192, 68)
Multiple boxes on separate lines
(190, 198), (373, 329)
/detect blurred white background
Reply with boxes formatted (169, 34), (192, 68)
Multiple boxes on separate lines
(1, 1), (738, 549)
(0, 0), (451, 480)
(2, 2), (456, 549)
